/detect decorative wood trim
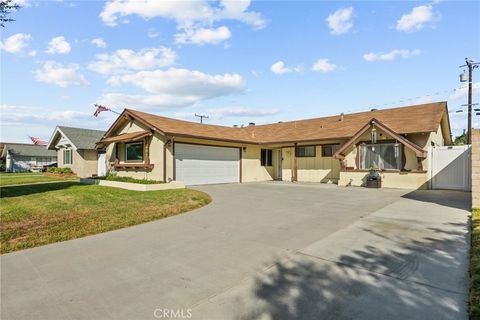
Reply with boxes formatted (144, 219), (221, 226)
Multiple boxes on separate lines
(334, 118), (427, 160)
(114, 159), (153, 170)
(416, 157), (424, 171)
(333, 121), (372, 160)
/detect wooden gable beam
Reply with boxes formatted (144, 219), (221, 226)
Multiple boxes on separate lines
(333, 118), (427, 160)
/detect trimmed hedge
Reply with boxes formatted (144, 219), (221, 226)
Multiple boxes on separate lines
(104, 175), (164, 185)
(47, 167), (74, 174)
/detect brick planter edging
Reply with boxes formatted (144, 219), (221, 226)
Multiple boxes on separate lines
(80, 178), (185, 191)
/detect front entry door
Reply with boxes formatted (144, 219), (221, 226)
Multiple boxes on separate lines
(277, 149), (283, 180)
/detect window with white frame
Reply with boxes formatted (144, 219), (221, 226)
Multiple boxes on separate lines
(359, 143), (402, 170)
(63, 149), (72, 165)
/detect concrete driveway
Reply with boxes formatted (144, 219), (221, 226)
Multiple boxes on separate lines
(1, 182), (471, 320)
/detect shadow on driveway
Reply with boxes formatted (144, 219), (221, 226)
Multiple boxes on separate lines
(243, 228), (467, 320)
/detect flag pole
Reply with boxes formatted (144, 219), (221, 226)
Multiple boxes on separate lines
(94, 104), (121, 115)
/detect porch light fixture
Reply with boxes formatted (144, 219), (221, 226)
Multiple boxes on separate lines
(243, 147), (247, 152)
(371, 127), (377, 144)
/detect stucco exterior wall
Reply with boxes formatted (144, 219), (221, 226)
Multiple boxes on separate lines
(337, 127), (442, 190)
(105, 120), (165, 181)
(338, 171), (429, 189)
(101, 116), (448, 189)
(57, 148), (98, 178)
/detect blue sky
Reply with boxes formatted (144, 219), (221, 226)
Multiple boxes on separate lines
(1, 0), (479, 143)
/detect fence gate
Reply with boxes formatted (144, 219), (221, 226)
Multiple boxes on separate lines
(430, 145), (471, 191)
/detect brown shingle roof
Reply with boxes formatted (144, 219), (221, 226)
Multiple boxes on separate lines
(109, 102), (448, 145)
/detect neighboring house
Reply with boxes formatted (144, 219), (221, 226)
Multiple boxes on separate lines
(1, 143), (57, 172)
(96, 102), (452, 189)
(47, 126), (106, 178)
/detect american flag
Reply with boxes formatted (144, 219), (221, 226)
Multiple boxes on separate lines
(94, 104), (110, 117)
(29, 136), (47, 145)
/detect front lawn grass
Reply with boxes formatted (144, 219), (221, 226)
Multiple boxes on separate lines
(471, 208), (480, 319)
(0, 174), (78, 186)
(0, 182), (211, 253)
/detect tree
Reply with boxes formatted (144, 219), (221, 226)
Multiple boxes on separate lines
(454, 130), (468, 145)
(1, 0), (20, 27)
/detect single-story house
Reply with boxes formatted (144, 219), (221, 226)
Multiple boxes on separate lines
(47, 126), (106, 178)
(1, 143), (57, 172)
(96, 101), (452, 189)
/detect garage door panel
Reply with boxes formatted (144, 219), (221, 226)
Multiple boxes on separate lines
(175, 144), (240, 185)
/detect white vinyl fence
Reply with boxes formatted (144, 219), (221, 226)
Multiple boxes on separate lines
(430, 145), (471, 191)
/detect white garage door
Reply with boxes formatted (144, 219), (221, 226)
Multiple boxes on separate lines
(175, 143), (240, 185)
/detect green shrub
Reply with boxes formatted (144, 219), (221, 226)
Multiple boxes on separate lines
(47, 167), (74, 174)
(104, 175), (163, 184)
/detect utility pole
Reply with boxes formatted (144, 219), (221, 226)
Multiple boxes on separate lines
(459, 58), (479, 144)
(195, 114), (209, 124)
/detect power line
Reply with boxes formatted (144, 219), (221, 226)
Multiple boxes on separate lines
(342, 85), (473, 115)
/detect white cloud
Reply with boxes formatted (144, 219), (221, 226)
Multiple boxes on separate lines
(110, 67), (245, 96)
(175, 26), (231, 45)
(0, 33), (32, 53)
(34, 61), (89, 88)
(100, 0), (266, 29)
(363, 49), (421, 61)
(449, 82), (480, 102)
(0, 104), (110, 130)
(147, 28), (159, 38)
(88, 46), (176, 75)
(97, 93), (199, 109)
(46, 36), (71, 54)
(270, 61), (302, 75)
(91, 37), (107, 48)
(396, 5), (438, 32)
(28, 50), (37, 56)
(98, 68), (246, 110)
(311, 59), (337, 73)
(326, 7), (354, 35)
